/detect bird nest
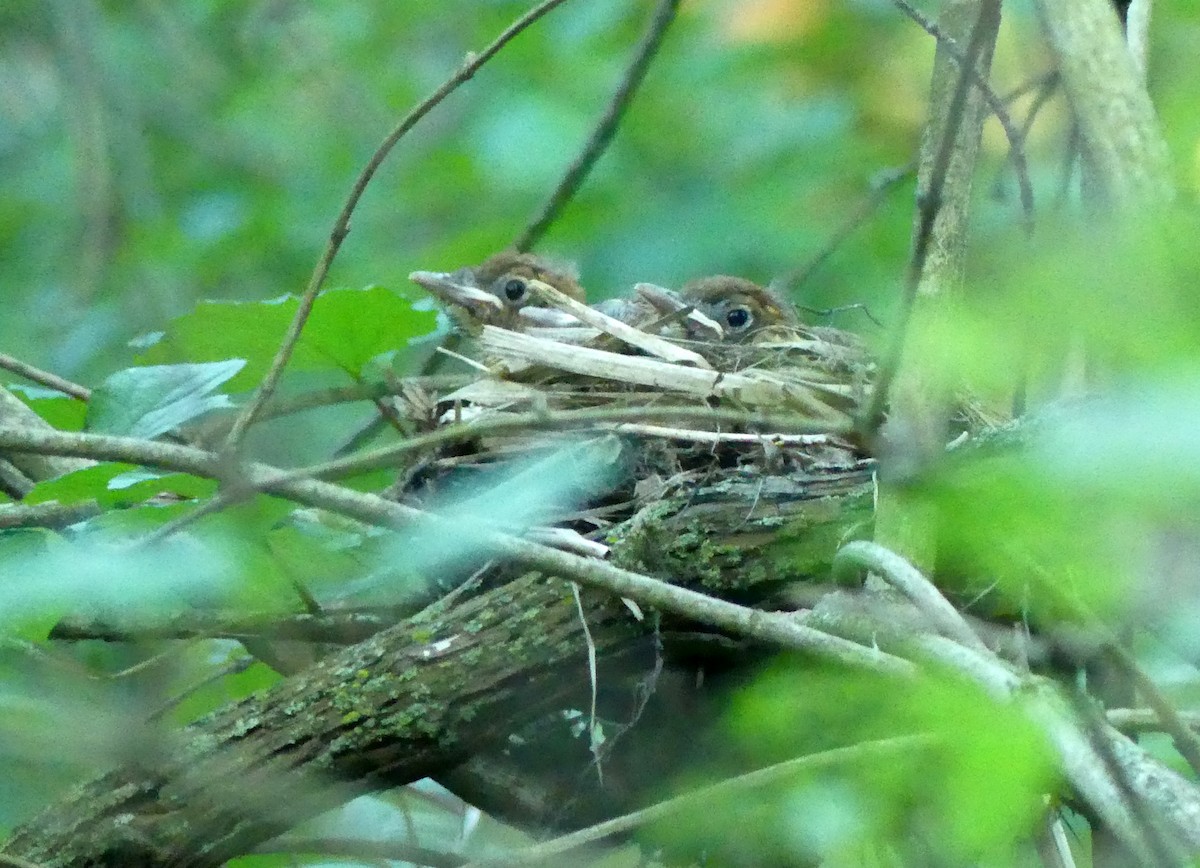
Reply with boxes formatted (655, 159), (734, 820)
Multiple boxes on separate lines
(403, 278), (878, 519)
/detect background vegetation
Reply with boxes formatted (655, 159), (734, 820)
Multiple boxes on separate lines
(2, 0), (1200, 865)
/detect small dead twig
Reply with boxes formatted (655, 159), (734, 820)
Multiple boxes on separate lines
(223, 0), (574, 451)
(992, 72), (1060, 201)
(513, 0), (682, 252)
(570, 582), (603, 782)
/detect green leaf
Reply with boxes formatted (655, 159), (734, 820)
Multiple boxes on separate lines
(87, 360), (245, 439)
(0, 528), (69, 640)
(167, 649), (281, 726)
(138, 286), (439, 391)
(25, 464), (217, 508)
(7, 385), (88, 431)
(24, 464), (140, 506)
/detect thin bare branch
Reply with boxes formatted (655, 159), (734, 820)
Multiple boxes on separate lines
(0, 353), (91, 401)
(779, 164), (914, 292)
(289, 404), (841, 484)
(858, 0), (1002, 438)
(513, 0), (681, 252)
(833, 541), (987, 653)
(889, 0), (1035, 230)
(223, 0), (574, 450)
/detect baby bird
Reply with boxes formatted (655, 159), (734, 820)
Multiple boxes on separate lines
(410, 251), (586, 331)
(678, 276), (798, 342)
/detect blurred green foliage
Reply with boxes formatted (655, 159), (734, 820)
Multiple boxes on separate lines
(0, 0), (1007, 376)
(3, 1), (1200, 865)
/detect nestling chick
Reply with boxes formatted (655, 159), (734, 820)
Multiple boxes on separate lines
(410, 251), (586, 331)
(678, 276), (798, 342)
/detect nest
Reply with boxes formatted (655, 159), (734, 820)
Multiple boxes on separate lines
(394, 280), (878, 533)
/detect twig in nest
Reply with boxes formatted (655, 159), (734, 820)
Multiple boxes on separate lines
(527, 278), (711, 367)
(224, 0), (574, 450)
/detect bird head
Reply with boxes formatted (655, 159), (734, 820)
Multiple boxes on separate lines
(410, 252), (585, 330)
(678, 276), (798, 341)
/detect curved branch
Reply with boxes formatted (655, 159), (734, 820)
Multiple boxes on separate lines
(833, 541), (987, 652)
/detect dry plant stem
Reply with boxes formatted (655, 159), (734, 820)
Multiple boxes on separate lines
(513, 0), (681, 252)
(832, 541), (987, 653)
(1033, 0), (1173, 205)
(859, 0), (1001, 438)
(222, 0), (574, 450)
(0, 353), (91, 401)
(0, 426), (906, 677)
(1035, 814), (1078, 868)
(609, 424), (830, 445)
(528, 279), (710, 366)
(460, 735), (934, 868)
(888, 0), (1034, 229)
(479, 327), (852, 423)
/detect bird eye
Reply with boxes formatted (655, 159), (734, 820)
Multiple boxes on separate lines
(501, 278), (527, 304)
(725, 307), (752, 330)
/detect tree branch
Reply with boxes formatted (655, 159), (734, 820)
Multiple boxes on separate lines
(1033, 0), (1173, 206)
(223, 0), (575, 450)
(513, 0), (681, 252)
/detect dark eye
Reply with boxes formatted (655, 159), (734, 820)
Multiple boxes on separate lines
(502, 278), (527, 303)
(726, 307), (751, 330)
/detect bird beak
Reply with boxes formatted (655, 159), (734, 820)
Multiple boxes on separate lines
(634, 283), (724, 340)
(409, 270), (504, 313)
